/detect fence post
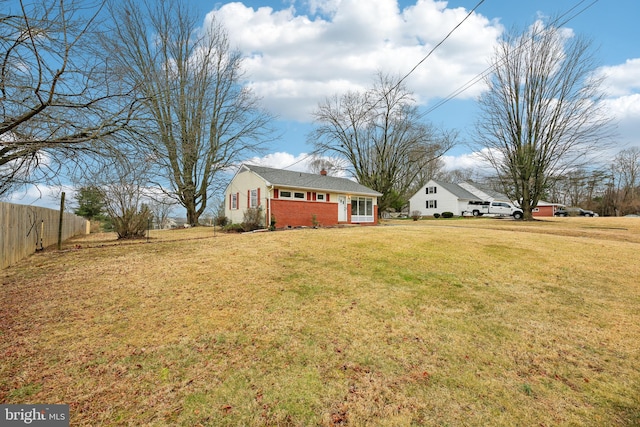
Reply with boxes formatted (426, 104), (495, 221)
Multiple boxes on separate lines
(57, 192), (65, 250)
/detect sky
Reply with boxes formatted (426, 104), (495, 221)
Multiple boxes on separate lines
(197, 0), (640, 170)
(5, 0), (640, 211)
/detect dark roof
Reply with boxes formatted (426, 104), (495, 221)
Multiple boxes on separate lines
(242, 164), (382, 196)
(431, 180), (481, 200)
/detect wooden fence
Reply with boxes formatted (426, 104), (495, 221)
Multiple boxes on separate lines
(0, 201), (89, 269)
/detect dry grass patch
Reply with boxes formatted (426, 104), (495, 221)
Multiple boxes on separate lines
(1, 219), (639, 425)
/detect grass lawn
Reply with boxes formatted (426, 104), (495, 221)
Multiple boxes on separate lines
(1, 217), (639, 426)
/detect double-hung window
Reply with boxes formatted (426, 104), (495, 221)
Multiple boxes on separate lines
(250, 189), (258, 208)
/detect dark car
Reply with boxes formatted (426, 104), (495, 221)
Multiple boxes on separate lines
(554, 207), (596, 217)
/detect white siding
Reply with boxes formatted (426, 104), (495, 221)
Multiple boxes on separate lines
(408, 180), (461, 216)
(225, 169), (269, 224)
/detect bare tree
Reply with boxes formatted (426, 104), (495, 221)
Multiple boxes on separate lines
(106, 0), (273, 226)
(307, 155), (347, 176)
(474, 20), (613, 220)
(147, 195), (175, 229)
(614, 147), (640, 204)
(90, 159), (152, 239)
(310, 73), (455, 213)
(0, 0), (133, 196)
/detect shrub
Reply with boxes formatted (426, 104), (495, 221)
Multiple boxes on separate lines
(410, 210), (422, 221)
(215, 215), (229, 227)
(241, 207), (264, 232)
(223, 223), (244, 233)
(434, 213), (441, 218)
(111, 205), (152, 239)
(441, 211), (454, 218)
(269, 215), (277, 231)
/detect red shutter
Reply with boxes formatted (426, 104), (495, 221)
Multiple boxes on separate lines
(327, 194), (330, 202)
(247, 190), (250, 207)
(274, 188), (279, 198)
(258, 188), (261, 206)
(229, 193), (232, 209)
(312, 192), (316, 201)
(307, 192), (311, 201)
(237, 192), (240, 209)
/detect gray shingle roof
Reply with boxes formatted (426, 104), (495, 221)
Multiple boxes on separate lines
(243, 164), (382, 196)
(432, 180), (481, 200)
(462, 181), (510, 201)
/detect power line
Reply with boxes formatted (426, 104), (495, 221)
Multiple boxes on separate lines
(282, 0), (599, 171)
(423, 0), (600, 116)
(282, 0), (487, 170)
(394, 0), (486, 94)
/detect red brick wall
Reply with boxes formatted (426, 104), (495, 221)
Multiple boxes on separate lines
(270, 199), (378, 227)
(533, 205), (555, 217)
(271, 199), (338, 227)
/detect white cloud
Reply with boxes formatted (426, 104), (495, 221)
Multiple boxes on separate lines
(3, 184), (74, 211)
(208, 0), (503, 122)
(442, 150), (491, 172)
(601, 93), (640, 149)
(598, 58), (640, 97)
(244, 151), (315, 171)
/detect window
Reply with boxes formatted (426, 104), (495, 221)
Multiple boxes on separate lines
(317, 193), (325, 201)
(351, 197), (374, 222)
(426, 186), (437, 194)
(250, 189), (258, 208)
(280, 190), (292, 198)
(426, 200), (437, 209)
(294, 192), (305, 199)
(231, 193), (238, 209)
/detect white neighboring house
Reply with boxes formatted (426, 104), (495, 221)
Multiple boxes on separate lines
(408, 180), (481, 216)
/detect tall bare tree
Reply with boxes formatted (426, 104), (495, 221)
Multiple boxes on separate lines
(474, 21), (613, 220)
(614, 147), (640, 204)
(310, 73), (455, 213)
(0, 0), (133, 196)
(107, 0), (273, 225)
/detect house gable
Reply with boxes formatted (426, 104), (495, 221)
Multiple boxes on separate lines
(409, 180), (480, 216)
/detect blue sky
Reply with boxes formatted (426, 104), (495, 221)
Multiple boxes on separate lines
(6, 0), (640, 210)
(193, 0), (640, 170)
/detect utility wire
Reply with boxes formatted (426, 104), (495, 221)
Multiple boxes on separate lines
(281, 0), (486, 170)
(282, 0), (599, 171)
(424, 0), (600, 116)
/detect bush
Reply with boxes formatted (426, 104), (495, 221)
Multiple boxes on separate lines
(223, 223), (244, 233)
(441, 211), (454, 218)
(410, 210), (422, 221)
(269, 215), (277, 231)
(215, 215), (229, 227)
(241, 207), (264, 232)
(111, 205), (152, 239)
(433, 213), (440, 218)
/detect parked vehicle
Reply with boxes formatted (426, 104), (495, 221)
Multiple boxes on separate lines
(465, 200), (524, 219)
(554, 207), (596, 217)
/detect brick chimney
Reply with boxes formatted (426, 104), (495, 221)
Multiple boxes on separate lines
(320, 169), (327, 176)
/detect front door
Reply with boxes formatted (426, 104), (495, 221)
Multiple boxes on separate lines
(338, 196), (347, 222)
